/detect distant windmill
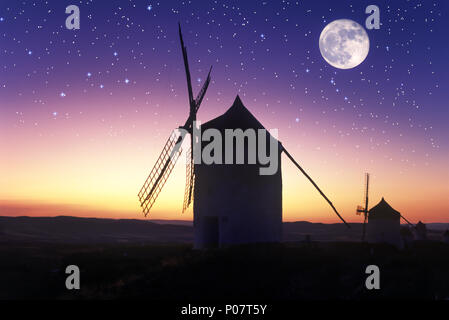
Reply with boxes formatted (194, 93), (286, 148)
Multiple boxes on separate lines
(137, 24), (212, 216)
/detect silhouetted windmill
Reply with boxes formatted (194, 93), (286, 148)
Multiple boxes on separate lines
(356, 173), (414, 243)
(281, 147), (349, 228)
(138, 25), (350, 248)
(138, 24), (212, 216)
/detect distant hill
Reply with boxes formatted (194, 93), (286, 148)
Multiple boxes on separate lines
(149, 219), (192, 226)
(0, 216), (445, 244)
(426, 223), (449, 231)
(283, 221), (362, 242)
(0, 216), (192, 244)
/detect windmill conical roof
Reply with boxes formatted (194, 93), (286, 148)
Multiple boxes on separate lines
(202, 95), (276, 136)
(198, 95), (281, 168)
(368, 197), (401, 220)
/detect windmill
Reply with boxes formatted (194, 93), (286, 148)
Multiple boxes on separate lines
(137, 24), (212, 216)
(138, 25), (351, 245)
(356, 173), (370, 241)
(356, 173), (414, 242)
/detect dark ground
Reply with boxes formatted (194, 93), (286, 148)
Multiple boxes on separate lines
(1, 240), (448, 300)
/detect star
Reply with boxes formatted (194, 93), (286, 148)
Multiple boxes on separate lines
(147, 5), (152, 11)
(124, 79), (130, 84)
(60, 92), (66, 97)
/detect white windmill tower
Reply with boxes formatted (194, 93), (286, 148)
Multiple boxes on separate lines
(442, 230), (449, 244)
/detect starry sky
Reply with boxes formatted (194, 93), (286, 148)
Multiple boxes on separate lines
(0, 0), (448, 223)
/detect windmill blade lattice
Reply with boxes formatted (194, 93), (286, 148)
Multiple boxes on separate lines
(182, 145), (194, 213)
(138, 130), (183, 216)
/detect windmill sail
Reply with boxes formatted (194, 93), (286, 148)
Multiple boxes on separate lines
(361, 173), (369, 241)
(182, 145), (194, 213)
(179, 23), (194, 108)
(137, 24), (212, 217)
(194, 67), (212, 113)
(138, 130), (184, 216)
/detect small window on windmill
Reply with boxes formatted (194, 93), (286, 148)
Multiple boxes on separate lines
(222, 216), (229, 223)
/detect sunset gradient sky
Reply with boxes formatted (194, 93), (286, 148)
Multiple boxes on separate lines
(0, 0), (448, 223)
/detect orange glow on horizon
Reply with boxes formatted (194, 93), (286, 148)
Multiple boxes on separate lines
(1, 99), (448, 223)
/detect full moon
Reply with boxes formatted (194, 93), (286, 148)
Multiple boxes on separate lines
(319, 19), (369, 69)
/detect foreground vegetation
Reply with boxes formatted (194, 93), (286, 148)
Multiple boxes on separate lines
(1, 241), (448, 300)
